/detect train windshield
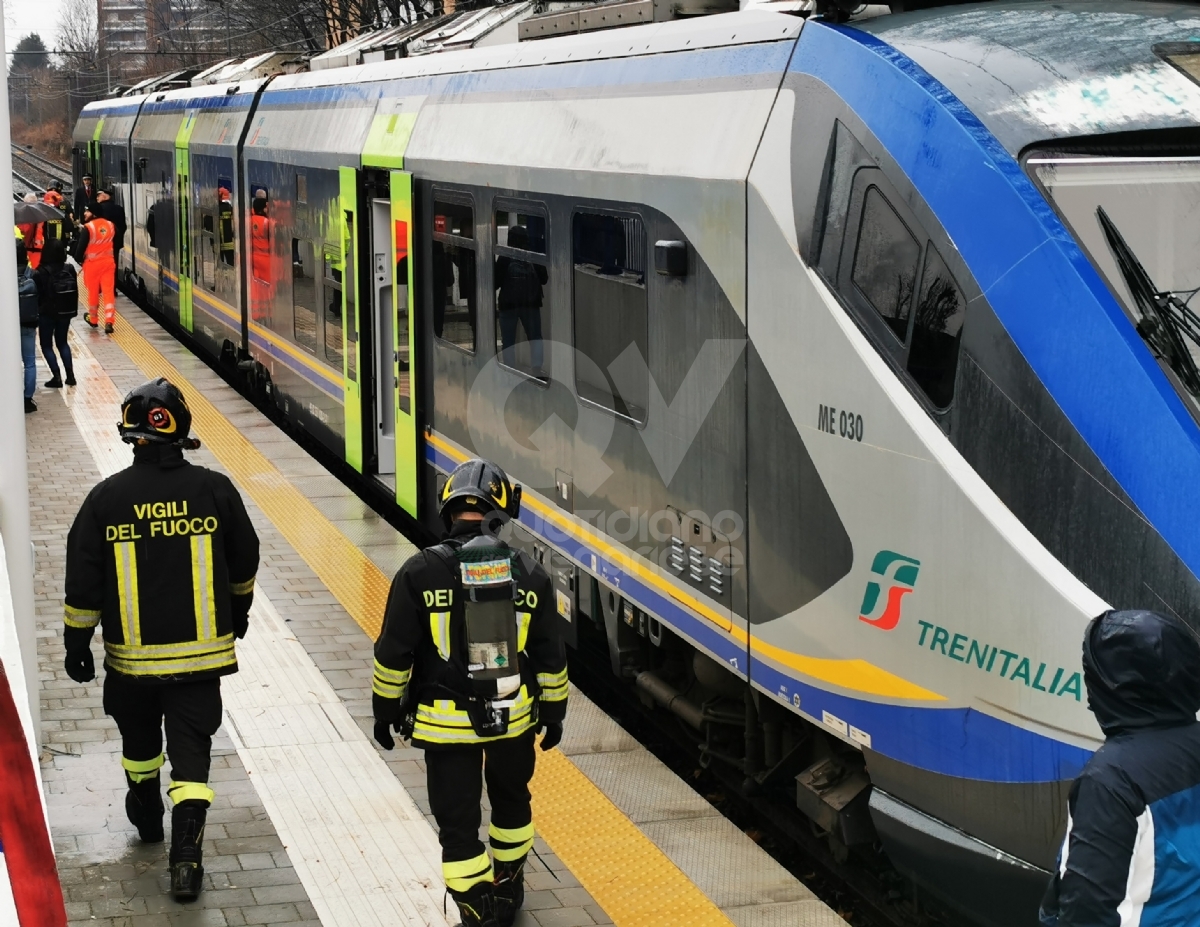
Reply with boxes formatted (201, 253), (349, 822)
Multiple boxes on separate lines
(1030, 156), (1200, 404)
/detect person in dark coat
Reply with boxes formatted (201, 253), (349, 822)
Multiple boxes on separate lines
(93, 188), (127, 262)
(1040, 609), (1200, 927)
(73, 174), (96, 223)
(494, 225), (548, 376)
(32, 238), (78, 388)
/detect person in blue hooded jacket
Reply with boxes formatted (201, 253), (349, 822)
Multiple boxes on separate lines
(1040, 609), (1200, 927)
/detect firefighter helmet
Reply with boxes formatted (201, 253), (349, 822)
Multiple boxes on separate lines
(118, 378), (200, 448)
(438, 458), (521, 528)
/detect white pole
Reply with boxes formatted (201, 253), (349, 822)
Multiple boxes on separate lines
(0, 0), (42, 744)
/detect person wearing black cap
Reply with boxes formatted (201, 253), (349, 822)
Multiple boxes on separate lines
(62, 378), (259, 902)
(73, 173), (96, 223)
(1040, 609), (1200, 926)
(93, 187), (127, 263)
(371, 458), (568, 927)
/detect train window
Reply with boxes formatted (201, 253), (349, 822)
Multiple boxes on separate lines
(432, 197), (476, 353)
(907, 244), (965, 409)
(852, 187), (920, 342)
(495, 206), (550, 380)
(818, 125), (970, 411)
(434, 200), (474, 239)
(495, 209), (546, 254)
(293, 239), (318, 353)
(323, 248), (344, 368)
(296, 173), (307, 205)
(572, 211), (648, 422)
(120, 160), (128, 184)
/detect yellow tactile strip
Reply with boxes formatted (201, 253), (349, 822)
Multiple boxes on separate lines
(106, 310), (736, 927)
(532, 749), (734, 925)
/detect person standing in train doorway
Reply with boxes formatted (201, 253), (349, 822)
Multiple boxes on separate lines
(372, 458), (569, 927)
(1040, 609), (1200, 926)
(62, 379), (259, 902)
(249, 190), (273, 322)
(73, 206), (118, 333)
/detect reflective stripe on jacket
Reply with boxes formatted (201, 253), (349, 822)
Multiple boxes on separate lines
(64, 448), (259, 681)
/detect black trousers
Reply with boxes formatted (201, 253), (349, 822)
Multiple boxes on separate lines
(426, 732), (537, 866)
(37, 316), (73, 378)
(103, 672), (223, 801)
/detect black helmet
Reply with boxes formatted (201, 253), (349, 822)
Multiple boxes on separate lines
(118, 378), (200, 448)
(50, 180), (63, 191)
(438, 458), (521, 529)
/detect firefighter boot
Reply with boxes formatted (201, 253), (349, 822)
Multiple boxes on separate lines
(493, 860), (526, 927)
(169, 802), (207, 902)
(450, 882), (500, 927)
(124, 774), (164, 843)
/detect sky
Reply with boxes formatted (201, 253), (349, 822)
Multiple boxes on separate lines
(6, 0), (68, 58)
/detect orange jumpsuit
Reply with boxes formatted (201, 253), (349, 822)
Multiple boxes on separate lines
(17, 223), (43, 269)
(249, 213), (273, 322)
(82, 218), (117, 327)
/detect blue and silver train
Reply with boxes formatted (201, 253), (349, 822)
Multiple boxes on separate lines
(74, 3), (1200, 922)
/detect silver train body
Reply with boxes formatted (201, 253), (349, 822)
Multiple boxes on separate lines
(74, 4), (1200, 922)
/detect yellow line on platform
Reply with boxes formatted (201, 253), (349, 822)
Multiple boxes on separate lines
(107, 310), (735, 927)
(532, 749), (734, 926)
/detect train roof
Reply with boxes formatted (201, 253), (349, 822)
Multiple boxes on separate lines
(855, 0), (1200, 154)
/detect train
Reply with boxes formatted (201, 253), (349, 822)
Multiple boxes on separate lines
(73, 2), (1200, 923)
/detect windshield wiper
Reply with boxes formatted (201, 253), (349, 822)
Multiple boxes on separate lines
(1097, 206), (1200, 398)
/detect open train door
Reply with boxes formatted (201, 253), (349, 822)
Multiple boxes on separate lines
(390, 171), (418, 517)
(174, 109), (198, 332)
(360, 98), (422, 518)
(339, 167), (364, 473)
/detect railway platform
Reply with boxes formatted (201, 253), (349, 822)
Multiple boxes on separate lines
(27, 292), (847, 927)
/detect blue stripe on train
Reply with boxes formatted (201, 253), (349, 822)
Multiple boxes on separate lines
(252, 41), (796, 111)
(424, 440), (1093, 782)
(791, 22), (1200, 590)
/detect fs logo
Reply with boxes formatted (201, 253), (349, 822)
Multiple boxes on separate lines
(858, 551), (920, 631)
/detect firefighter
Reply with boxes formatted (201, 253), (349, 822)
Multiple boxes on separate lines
(373, 459), (568, 927)
(43, 180), (65, 209)
(17, 193), (44, 270)
(73, 206), (117, 332)
(63, 378), (259, 902)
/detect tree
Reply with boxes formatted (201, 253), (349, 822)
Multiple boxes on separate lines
(56, 0), (100, 71)
(10, 33), (49, 72)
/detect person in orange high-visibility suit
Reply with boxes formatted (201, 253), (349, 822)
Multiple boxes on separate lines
(72, 208), (117, 332)
(249, 192), (273, 323)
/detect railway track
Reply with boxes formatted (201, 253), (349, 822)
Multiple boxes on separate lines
(11, 145), (72, 200)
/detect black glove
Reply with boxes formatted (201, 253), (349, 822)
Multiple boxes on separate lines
(64, 648), (95, 684)
(232, 594), (252, 640)
(373, 719), (396, 751)
(538, 721), (563, 752)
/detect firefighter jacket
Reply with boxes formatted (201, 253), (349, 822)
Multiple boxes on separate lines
(373, 521), (568, 748)
(64, 445), (260, 682)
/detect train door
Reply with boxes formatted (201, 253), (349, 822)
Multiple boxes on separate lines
(358, 169), (418, 516)
(339, 167), (363, 472)
(370, 188), (396, 487)
(392, 171), (418, 517)
(174, 110), (197, 332)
